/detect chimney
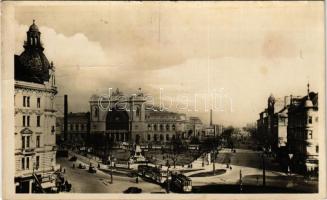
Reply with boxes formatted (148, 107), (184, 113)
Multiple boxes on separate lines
(210, 109), (213, 126)
(64, 95), (68, 142)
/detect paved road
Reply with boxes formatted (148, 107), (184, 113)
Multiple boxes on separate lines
(57, 157), (166, 193)
(188, 148), (318, 192)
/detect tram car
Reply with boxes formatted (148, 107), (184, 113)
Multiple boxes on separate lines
(137, 165), (168, 184)
(171, 173), (192, 192)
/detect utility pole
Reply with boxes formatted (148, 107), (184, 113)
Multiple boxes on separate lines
(64, 95), (68, 143)
(240, 169), (243, 192)
(262, 154), (266, 187)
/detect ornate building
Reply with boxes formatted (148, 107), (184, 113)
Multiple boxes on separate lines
(89, 88), (191, 145)
(89, 88), (147, 144)
(287, 84), (319, 174)
(14, 21), (58, 193)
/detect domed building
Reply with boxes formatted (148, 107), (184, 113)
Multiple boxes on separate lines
(15, 20), (52, 84)
(14, 21), (58, 193)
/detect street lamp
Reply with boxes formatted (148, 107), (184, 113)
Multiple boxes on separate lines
(262, 153), (266, 187)
(166, 166), (170, 193)
(288, 153), (293, 176)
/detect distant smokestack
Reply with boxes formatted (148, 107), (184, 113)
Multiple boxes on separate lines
(210, 109), (213, 126)
(64, 95), (68, 142)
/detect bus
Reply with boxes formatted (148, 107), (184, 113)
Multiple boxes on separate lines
(137, 165), (168, 184)
(171, 173), (192, 192)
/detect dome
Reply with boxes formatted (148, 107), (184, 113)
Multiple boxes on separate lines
(17, 49), (50, 83)
(268, 94), (275, 102)
(29, 20), (40, 32)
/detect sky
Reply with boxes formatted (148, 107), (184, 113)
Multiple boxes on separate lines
(14, 2), (325, 127)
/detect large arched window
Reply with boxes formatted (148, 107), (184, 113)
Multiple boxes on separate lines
(136, 107), (140, 118)
(166, 124), (170, 131)
(172, 124), (176, 131)
(166, 134), (170, 141)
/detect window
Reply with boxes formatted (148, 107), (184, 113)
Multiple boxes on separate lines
(36, 136), (40, 148)
(307, 130), (313, 139)
(81, 124), (84, 131)
(21, 158), (25, 170)
(37, 116), (41, 127)
(27, 97), (30, 107)
(154, 134), (158, 141)
(166, 124), (170, 131)
(160, 134), (164, 141)
(51, 126), (55, 134)
(22, 136), (25, 149)
(147, 134), (151, 141)
(148, 124), (151, 131)
(27, 116), (30, 127)
(75, 124), (79, 131)
(166, 134), (170, 141)
(68, 124), (71, 131)
(23, 96), (26, 107)
(23, 116), (26, 127)
(154, 124), (157, 131)
(36, 156), (40, 169)
(26, 136), (30, 148)
(37, 98), (41, 108)
(308, 116), (312, 124)
(172, 124), (176, 131)
(160, 124), (163, 131)
(26, 157), (30, 169)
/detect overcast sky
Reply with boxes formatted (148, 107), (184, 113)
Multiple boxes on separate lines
(14, 2), (324, 127)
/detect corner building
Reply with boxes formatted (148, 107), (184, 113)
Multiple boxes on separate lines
(14, 21), (58, 193)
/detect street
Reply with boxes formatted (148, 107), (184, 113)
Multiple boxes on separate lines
(57, 157), (166, 193)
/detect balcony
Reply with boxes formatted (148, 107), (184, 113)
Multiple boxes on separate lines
(22, 147), (35, 155)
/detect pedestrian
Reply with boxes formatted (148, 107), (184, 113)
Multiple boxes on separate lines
(256, 176), (259, 185)
(230, 166), (232, 170)
(98, 163), (100, 169)
(136, 176), (139, 183)
(63, 168), (66, 173)
(72, 163), (75, 168)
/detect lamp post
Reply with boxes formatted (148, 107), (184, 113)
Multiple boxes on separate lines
(288, 153), (293, 176)
(262, 153), (266, 187)
(166, 166), (170, 193)
(240, 169), (243, 192)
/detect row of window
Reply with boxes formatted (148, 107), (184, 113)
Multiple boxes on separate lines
(22, 135), (41, 149)
(21, 156), (39, 170)
(147, 124), (176, 131)
(22, 115), (55, 133)
(67, 123), (87, 131)
(22, 115), (41, 127)
(22, 96), (41, 108)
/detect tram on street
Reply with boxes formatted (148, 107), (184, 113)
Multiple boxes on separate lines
(137, 165), (168, 184)
(171, 173), (192, 192)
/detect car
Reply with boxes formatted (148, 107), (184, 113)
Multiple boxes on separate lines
(69, 156), (77, 161)
(78, 163), (86, 169)
(88, 166), (97, 173)
(123, 187), (142, 193)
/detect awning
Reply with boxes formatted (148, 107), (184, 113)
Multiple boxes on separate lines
(41, 181), (56, 189)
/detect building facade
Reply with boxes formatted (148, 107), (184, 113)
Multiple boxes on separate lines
(56, 112), (90, 147)
(287, 85), (319, 174)
(14, 21), (58, 193)
(89, 88), (147, 144)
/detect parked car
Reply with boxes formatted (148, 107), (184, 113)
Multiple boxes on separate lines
(123, 187), (142, 193)
(69, 156), (77, 161)
(78, 163), (86, 169)
(88, 166), (97, 173)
